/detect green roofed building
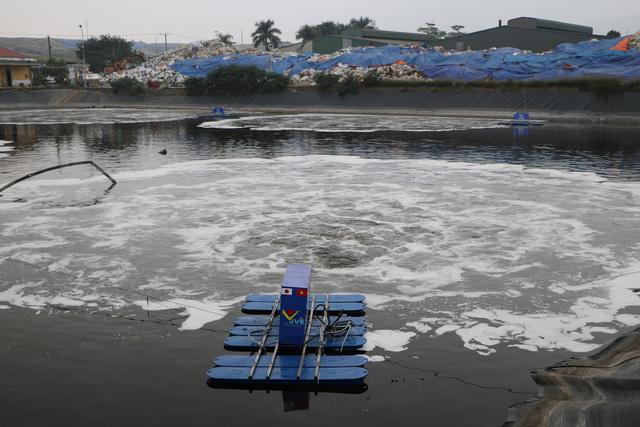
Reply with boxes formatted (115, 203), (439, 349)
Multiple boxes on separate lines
(437, 17), (609, 53)
(280, 17), (611, 55)
(279, 29), (435, 54)
(507, 17), (593, 35)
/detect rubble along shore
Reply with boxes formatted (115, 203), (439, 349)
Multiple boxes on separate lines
(1, 88), (640, 125)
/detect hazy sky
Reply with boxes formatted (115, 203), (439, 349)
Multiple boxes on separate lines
(3, 0), (639, 45)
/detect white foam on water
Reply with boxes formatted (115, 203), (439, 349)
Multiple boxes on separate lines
(0, 284), (87, 309)
(134, 296), (245, 330)
(0, 140), (14, 158)
(363, 329), (416, 352)
(0, 109), (201, 125)
(2, 154), (640, 355)
(199, 114), (503, 133)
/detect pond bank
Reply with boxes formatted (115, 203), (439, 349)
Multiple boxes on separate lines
(1, 88), (640, 125)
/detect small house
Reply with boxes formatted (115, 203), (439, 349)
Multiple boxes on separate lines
(0, 46), (37, 87)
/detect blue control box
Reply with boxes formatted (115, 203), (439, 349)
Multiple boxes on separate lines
(278, 265), (311, 345)
(513, 112), (530, 123)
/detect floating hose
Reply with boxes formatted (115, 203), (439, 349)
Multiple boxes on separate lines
(0, 161), (116, 194)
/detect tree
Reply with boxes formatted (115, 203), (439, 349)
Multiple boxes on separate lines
(316, 21), (346, 37)
(216, 33), (234, 45)
(110, 76), (143, 95)
(417, 23), (466, 39)
(417, 22), (447, 39)
(296, 17), (377, 47)
(252, 20), (282, 51)
(448, 25), (466, 37)
(348, 16), (378, 30)
(76, 35), (136, 73)
(41, 58), (68, 84)
(295, 24), (318, 52)
(203, 65), (289, 96)
(607, 30), (621, 38)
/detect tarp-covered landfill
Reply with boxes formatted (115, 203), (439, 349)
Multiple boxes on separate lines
(106, 32), (640, 86)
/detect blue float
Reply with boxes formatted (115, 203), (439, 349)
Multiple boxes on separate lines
(213, 355), (368, 368)
(198, 107), (239, 120)
(228, 325), (367, 336)
(245, 293), (366, 303)
(233, 315), (367, 327)
(499, 112), (545, 126)
(242, 301), (366, 315)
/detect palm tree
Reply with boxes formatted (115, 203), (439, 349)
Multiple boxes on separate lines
(252, 19), (282, 51)
(316, 21), (342, 37)
(216, 33), (234, 46)
(295, 24), (317, 52)
(348, 16), (378, 30)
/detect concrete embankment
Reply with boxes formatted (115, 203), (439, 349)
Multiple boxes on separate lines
(1, 88), (640, 124)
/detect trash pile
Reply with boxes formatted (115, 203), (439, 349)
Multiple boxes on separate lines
(168, 37), (640, 82)
(102, 40), (433, 86)
(611, 30), (640, 51)
(102, 40), (278, 87)
(291, 62), (426, 84)
(103, 33), (640, 87)
(103, 63), (186, 86)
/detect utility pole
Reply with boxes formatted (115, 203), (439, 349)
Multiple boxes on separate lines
(163, 33), (168, 52)
(47, 36), (52, 60)
(79, 25), (86, 88)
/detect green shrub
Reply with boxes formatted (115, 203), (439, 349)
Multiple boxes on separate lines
(205, 65), (265, 96)
(313, 73), (340, 91)
(362, 70), (382, 87)
(184, 77), (207, 97)
(110, 77), (143, 95)
(261, 73), (291, 93)
(338, 74), (361, 95)
(203, 65), (290, 96)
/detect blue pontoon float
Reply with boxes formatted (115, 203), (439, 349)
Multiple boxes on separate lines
(199, 107), (239, 120)
(499, 112), (544, 126)
(207, 264), (369, 387)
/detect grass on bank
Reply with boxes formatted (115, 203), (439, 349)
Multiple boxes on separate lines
(374, 77), (640, 97)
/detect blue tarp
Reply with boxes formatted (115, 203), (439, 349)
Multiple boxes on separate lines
(170, 37), (640, 81)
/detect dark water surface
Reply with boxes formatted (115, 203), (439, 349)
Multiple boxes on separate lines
(1, 110), (640, 426)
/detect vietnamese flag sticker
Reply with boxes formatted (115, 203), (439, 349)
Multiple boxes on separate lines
(296, 289), (307, 296)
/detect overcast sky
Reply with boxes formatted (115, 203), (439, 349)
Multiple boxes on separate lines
(3, 0), (639, 45)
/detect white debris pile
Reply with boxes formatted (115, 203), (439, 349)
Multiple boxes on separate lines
(148, 40), (272, 63)
(103, 39), (273, 86)
(103, 64), (186, 86)
(289, 62), (427, 85)
(627, 30), (640, 50)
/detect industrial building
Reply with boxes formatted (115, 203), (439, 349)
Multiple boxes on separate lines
(279, 29), (435, 54)
(0, 46), (37, 87)
(280, 17), (611, 54)
(437, 17), (608, 52)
